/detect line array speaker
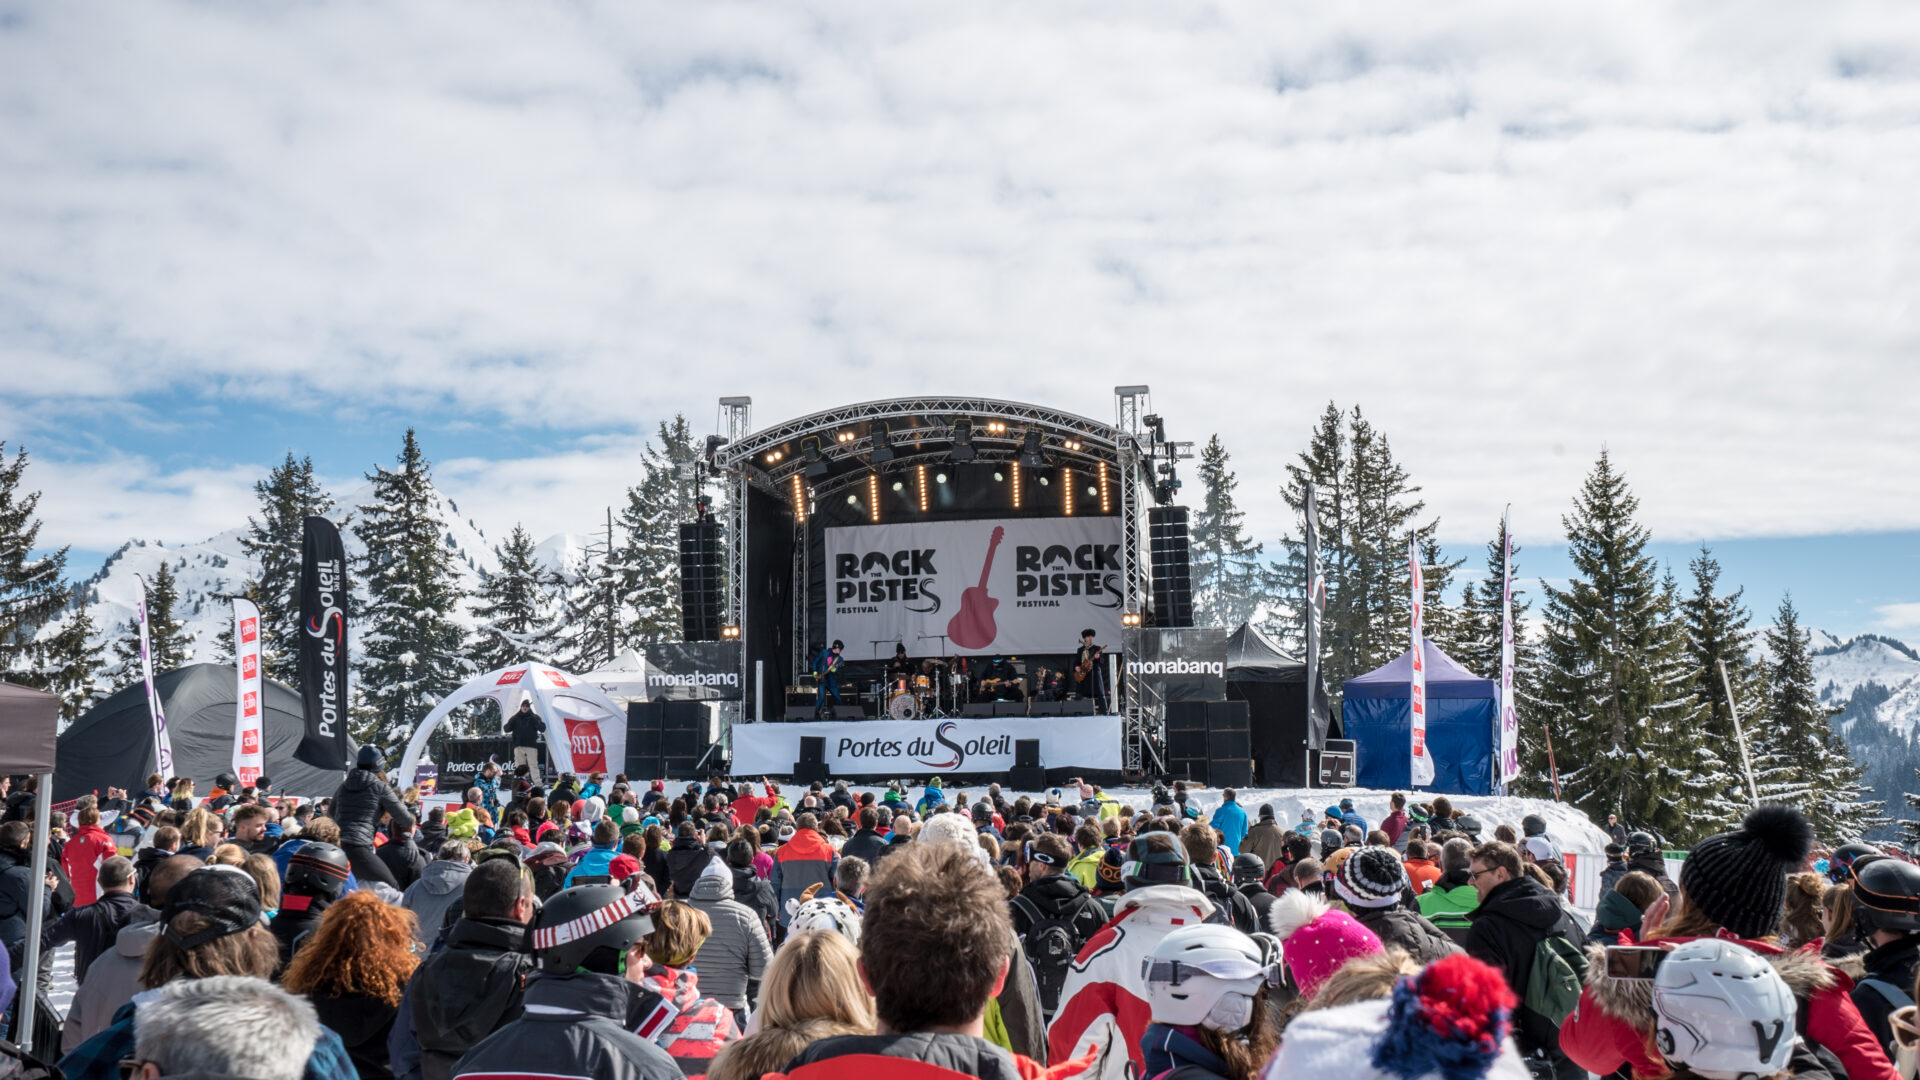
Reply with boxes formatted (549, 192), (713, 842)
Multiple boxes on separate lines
(1206, 700), (1253, 788)
(1148, 505), (1194, 628)
(679, 521), (723, 642)
(1166, 700), (1210, 784)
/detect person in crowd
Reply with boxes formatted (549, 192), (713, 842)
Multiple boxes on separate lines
(1605, 813), (1628, 846)
(61, 800), (117, 907)
(243, 852), (281, 912)
(667, 821), (714, 898)
(1333, 847), (1458, 964)
(504, 698), (545, 777)
(1461, 840), (1586, 1080)
(1646, 939), (1833, 1080)
(210, 842), (249, 867)
(1135, 925), (1276, 1080)
(176, 808), (221, 861)
(567, 819), (626, 887)
(1051, 832), (1215, 1080)
(722, 837), (778, 939)
(1259, 953), (1529, 1080)
(397, 857), (538, 1080)
(231, 802), (281, 856)
(633, 900), (742, 1076)
(839, 807), (887, 866)
(401, 840), (472, 952)
(711, 932), (871, 1079)
(913, 813), (1046, 1063)
(1239, 805), (1285, 870)
(1402, 838), (1442, 895)
(59, 866), (358, 1080)
(0, 818), (58, 994)
(1847, 857), (1920, 1057)
(688, 857), (775, 1030)
(1290, 857), (1323, 898)
(1265, 885), (1385, 1006)
(282, 891), (419, 1080)
(770, 813), (838, 927)
(772, 842), (1078, 1080)
(1830, 844), (1882, 886)
(136, 825), (184, 889)
(1625, 830), (1678, 896)
(126, 975), (320, 1080)
(1561, 806), (1896, 1080)
(1599, 842), (1630, 896)
(1065, 824), (1105, 891)
(449, 883), (681, 1080)
(1824, 882), (1871, 960)
(1337, 798), (1369, 835)
(1209, 789), (1248, 857)
(273, 841), (352, 967)
(1782, 871), (1830, 950)
(1417, 837), (1480, 946)
(1589, 869), (1664, 945)
(1010, 833), (1108, 1022)
(41, 855), (145, 985)
(1290, 948), (1419, 1012)
(1380, 792), (1410, 849)
(379, 817), (428, 890)
(64, 854), (197, 1052)
(330, 745), (414, 890)
(1230, 854), (1276, 927)
(139, 773), (168, 805)
(1182, 823), (1257, 933)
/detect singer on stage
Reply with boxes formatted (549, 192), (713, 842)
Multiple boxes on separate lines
(812, 639), (845, 713)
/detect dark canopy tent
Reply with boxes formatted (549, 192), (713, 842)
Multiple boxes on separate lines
(0, 682), (60, 1055)
(1340, 639), (1496, 795)
(55, 663), (350, 802)
(1224, 623), (1335, 787)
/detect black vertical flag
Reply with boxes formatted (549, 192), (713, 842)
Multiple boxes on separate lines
(1304, 483), (1329, 740)
(297, 515), (351, 769)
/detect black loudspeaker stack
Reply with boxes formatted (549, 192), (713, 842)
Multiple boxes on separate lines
(1165, 700), (1251, 786)
(679, 521), (723, 642)
(1148, 506), (1194, 628)
(794, 736), (830, 783)
(626, 701), (712, 779)
(1009, 738), (1045, 790)
(1166, 701), (1210, 783)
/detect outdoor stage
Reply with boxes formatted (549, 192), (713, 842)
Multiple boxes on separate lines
(729, 713), (1125, 777)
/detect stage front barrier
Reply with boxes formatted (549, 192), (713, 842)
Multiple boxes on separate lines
(730, 714), (1125, 778)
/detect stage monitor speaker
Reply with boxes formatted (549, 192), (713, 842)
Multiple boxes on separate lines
(1148, 506), (1194, 628)
(962, 703), (997, 718)
(679, 521), (723, 642)
(1014, 739), (1041, 770)
(997, 702), (1031, 717)
(794, 735), (830, 783)
(1318, 738), (1357, 787)
(1166, 700), (1210, 783)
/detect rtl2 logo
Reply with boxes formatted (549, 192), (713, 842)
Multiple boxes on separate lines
(563, 718), (607, 772)
(239, 618), (257, 644)
(241, 654), (258, 680)
(241, 728), (261, 754)
(497, 669), (526, 685)
(242, 691), (259, 719)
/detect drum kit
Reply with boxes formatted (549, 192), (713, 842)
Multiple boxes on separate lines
(874, 665), (966, 720)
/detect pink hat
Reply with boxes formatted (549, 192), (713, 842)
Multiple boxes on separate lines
(1267, 889), (1384, 999)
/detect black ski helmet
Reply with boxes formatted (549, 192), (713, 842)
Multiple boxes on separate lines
(1627, 831), (1660, 856)
(1851, 857), (1920, 935)
(1829, 843), (1879, 884)
(285, 842), (351, 901)
(533, 883), (656, 975)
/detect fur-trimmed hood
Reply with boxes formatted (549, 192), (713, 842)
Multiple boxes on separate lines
(1582, 938), (1837, 1031)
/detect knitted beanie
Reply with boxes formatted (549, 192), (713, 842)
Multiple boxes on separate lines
(1268, 889), (1385, 999)
(1678, 804), (1814, 939)
(1336, 847), (1409, 910)
(1260, 956), (1529, 1080)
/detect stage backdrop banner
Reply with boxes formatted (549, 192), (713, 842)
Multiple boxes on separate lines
(643, 641), (743, 701)
(731, 714), (1125, 776)
(827, 516), (1125, 661)
(1126, 627), (1228, 702)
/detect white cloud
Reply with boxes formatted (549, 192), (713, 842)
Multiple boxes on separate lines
(1877, 603), (1920, 632)
(4, 1), (1920, 552)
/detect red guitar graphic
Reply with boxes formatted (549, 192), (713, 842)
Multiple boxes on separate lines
(947, 526), (1005, 651)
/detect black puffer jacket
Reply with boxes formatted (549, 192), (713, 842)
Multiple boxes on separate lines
(1853, 931), (1920, 1056)
(729, 865), (778, 938)
(449, 972), (681, 1080)
(0, 842), (53, 964)
(1351, 903), (1461, 965)
(664, 835), (710, 899)
(412, 918), (537, 1080)
(331, 768), (414, 850)
(1465, 875), (1585, 1080)
(1627, 850), (1677, 896)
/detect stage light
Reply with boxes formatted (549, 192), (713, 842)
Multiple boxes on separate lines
(1099, 461), (1111, 513)
(935, 472), (948, 485)
(917, 464), (929, 512)
(721, 624), (741, 639)
(1037, 475), (1050, 486)
(1122, 611), (1142, 628)
(985, 421), (1006, 434)
(892, 481), (904, 492)
(801, 436), (829, 480)
(791, 474), (807, 523)
(1062, 467), (1074, 515)
(1086, 485), (1097, 496)
(948, 419), (976, 462)
(992, 471), (1004, 482)
(765, 450), (784, 464)
(1062, 439), (1083, 452)
(846, 495), (858, 505)
(1012, 461), (1022, 509)
(1020, 431), (1049, 468)
(870, 421), (897, 464)
(868, 473), (880, 523)
(836, 431), (855, 444)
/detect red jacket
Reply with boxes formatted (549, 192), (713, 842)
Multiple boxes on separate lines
(1381, 809), (1410, 844)
(772, 1032), (1094, 1080)
(729, 785), (779, 826)
(1561, 934), (1897, 1080)
(61, 824), (117, 907)
(633, 965), (739, 1078)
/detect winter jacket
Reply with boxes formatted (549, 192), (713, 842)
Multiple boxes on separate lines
(1827, 927), (1873, 962)
(1417, 871), (1479, 946)
(1380, 809), (1410, 846)
(450, 971), (682, 1080)
(505, 709), (544, 748)
(566, 842), (623, 888)
(1404, 858), (1442, 896)
(1351, 904), (1460, 965)
(332, 767), (414, 850)
(1191, 867), (1257, 934)
(728, 785), (779, 827)
(776, 1031), (1090, 1080)
(1141, 1022), (1230, 1080)
(1065, 848), (1103, 892)
(401, 859), (472, 951)
(916, 786), (948, 815)
(1464, 875), (1585, 1080)
(1562, 933), (1898, 1080)
(380, 833), (428, 890)
(632, 964), (741, 1077)
(310, 988), (401, 1080)
(840, 828), (889, 866)
(1239, 821), (1287, 870)
(1587, 889), (1645, 945)
(1048, 884), (1215, 1080)
(62, 918), (158, 1053)
(41, 890), (151, 983)
(1854, 933), (1920, 1057)
(272, 894), (334, 968)
(1011, 873), (1109, 1017)
(0, 843), (52, 969)
(687, 866), (773, 1012)
(1235, 880), (1277, 926)
(1625, 851), (1677, 897)
(61, 824), (118, 907)
(770, 830), (838, 925)
(61, 993), (360, 1080)
(132, 846), (178, 907)
(409, 917), (537, 1080)
(1597, 859), (1630, 897)
(1208, 802), (1248, 856)
(728, 865), (778, 938)
(665, 835), (712, 898)
(995, 933), (1049, 1065)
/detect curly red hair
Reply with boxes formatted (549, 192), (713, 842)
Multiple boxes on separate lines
(281, 891), (418, 1007)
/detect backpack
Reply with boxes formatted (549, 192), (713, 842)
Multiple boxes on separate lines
(1524, 933), (1589, 1025)
(1012, 893), (1091, 1016)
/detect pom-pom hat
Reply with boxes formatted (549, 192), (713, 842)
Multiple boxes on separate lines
(1678, 804), (1814, 940)
(1337, 847), (1410, 909)
(1266, 888), (1384, 999)
(1262, 954), (1527, 1080)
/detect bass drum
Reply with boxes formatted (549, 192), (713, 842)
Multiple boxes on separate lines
(887, 689), (921, 721)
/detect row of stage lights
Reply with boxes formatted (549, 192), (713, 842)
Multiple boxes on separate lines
(767, 423), (1088, 473)
(793, 459), (1112, 522)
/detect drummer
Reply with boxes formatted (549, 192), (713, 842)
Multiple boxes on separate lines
(886, 643), (917, 682)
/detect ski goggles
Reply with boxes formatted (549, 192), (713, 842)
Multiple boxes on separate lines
(1141, 955), (1274, 988)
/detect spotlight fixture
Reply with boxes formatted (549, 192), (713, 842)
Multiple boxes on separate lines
(801, 436), (829, 480)
(935, 472), (948, 485)
(892, 481), (904, 492)
(985, 421), (1007, 434)
(869, 421), (897, 464)
(846, 495), (858, 505)
(1019, 431), (1049, 469)
(1011, 461), (1022, 509)
(947, 419), (977, 462)
(993, 471), (1004, 482)
(720, 624), (741, 640)
(917, 464), (929, 512)
(836, 431), (856, 444)
(1098, 461), (1111, 513)
(1061, 439), (1084, 452)
(790, 474), (808, 523)
(765, 450), (784, 464)
(868, 472), (880, 523)
(1121, 611), (1142, 628)
(1062, 467), (1074, 515)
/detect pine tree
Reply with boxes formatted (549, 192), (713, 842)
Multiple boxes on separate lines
(238, 453), (335, 685)
(562, 516), (624, 672)
(1535, 451), (1723, 841)
(1456, 517), (1545, 788)
(1679, 547), (1767, 751)
(110, 560), (189, 688)
(611, 416), (701, 646)
(1191, 435), (1268, 628)
(474, 525), (565, 671)
(0, 443), (74, 679)
(354, 430), (471, 752)
(41, 584), (105, 722)
(1417, 536), (1467, 658)
(1269, 403), (1348, 654)
(1761, 594), (1885, 841)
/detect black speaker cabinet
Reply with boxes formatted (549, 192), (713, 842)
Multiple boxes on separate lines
(1166, 701), (1210, 783)
(1014, 739), (1041, 769)
(679, 521), (723, 642)
(793, 735), (830, 783)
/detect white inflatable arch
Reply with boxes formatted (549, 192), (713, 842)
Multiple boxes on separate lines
(397, 662), (627, 786)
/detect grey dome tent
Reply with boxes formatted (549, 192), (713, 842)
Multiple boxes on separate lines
(55, 663), (351, 802)
(1224, 623), (1335, 787)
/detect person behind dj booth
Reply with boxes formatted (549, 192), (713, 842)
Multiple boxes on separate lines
(1070, 629), (1107, 711)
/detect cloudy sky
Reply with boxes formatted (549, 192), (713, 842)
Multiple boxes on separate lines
(4, 1), (1918, 639)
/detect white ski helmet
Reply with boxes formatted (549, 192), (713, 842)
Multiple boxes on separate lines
(1141, 924), (1273, 1032)
(788, 896), (863, 946)
(1652, 939), (1797, 1080)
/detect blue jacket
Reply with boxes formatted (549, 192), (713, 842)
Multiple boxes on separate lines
(1342, 810), (1370, 834)
(915, 787), (947, 815)
(1141, 1022), (1231, 1080)
(565, 843), (621, 887)
(1210, 801), (1249, 855)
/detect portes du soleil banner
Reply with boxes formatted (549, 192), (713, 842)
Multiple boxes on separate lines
(297, 516), (351, 770)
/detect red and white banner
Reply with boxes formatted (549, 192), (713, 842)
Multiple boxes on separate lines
(563, 717), (609, 774)
(1409, 538), (1434, 786)
(138, 577), (176, 776)
(232, 598), (264, 787)
(1497, 509), (1520, 787)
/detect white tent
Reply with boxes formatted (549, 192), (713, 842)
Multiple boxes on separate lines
(575, 647), (653, 705)
(397, 662), (628, 784)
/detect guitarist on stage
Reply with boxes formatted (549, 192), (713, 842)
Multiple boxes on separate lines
(1071, 629), (1108, 712)
(812, 639), (845, 716)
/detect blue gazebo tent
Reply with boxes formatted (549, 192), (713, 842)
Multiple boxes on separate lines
(1340, 639), (1496, 795)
